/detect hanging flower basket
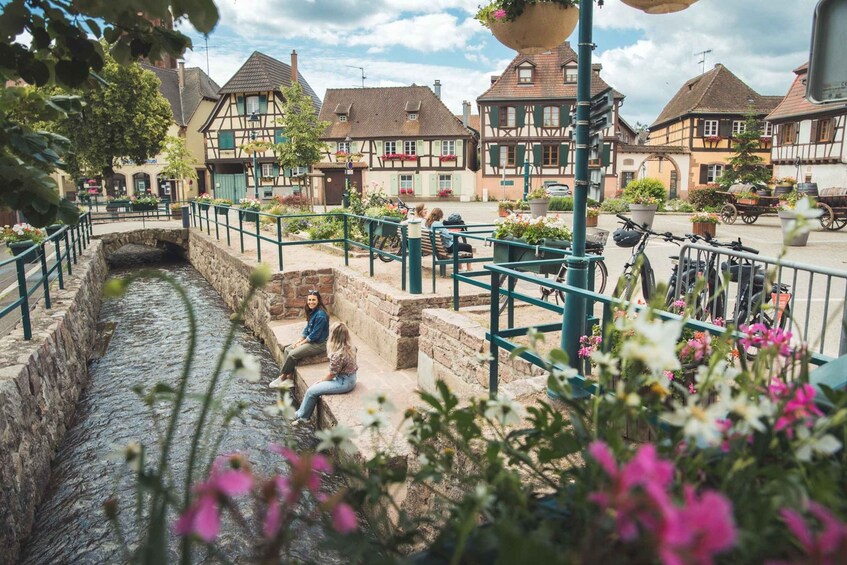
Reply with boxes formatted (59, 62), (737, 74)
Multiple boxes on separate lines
(490, 3), (579, 55)
(619, 0), (699, 14)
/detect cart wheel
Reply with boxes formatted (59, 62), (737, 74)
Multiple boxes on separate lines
(834, 216), (847, 231)
(720, 204), (738, 224)
(819, 203), (837, 231)
(741, 213), (758, 224)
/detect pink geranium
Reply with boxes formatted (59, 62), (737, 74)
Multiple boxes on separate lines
(660, 487), (737, 565)
(770, 503), (847, 565)
(174, 454), (253, 542)
(270, 444), (332, 492)
(768, 379), (824, 436)
(739, 323), (792, 357)
(493, 8), (506, 20)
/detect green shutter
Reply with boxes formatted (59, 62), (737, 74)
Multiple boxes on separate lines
(417, 140), (424, 154)
(397, 139), (403, 154)
(558, 144), (569, 167)
(456, 139), (463, 159)
(488, 144), (500, 167)
(284, 168), (292, 178)
(219, 131), (234, 150)
(414, 173), (422, 194)
(602, 143), (612, 167)
(236, 95), (245, 115)
(453, 174), (462, 193)
(516, 105), (526, 127)
(351, 141), (358, 153)
(533, 105), (543, 128)
(533, 144), (542, 166)
(273, 163), (280, 177)
(390, 174), (398, 193)
(516, 145), (526, 166)
(561, 105), (570, 127)
(274, 129), (288, 143)
(376, 140), (383, 155)
(259, 95), (268, 113)
(490, 106), (500, 128)
(429, 173), (437, 195)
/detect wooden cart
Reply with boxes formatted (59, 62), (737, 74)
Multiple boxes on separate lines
(816, 187), (847, 231)
(719, 190), (782, 225)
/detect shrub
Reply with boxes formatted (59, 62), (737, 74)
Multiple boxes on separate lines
(622, 177), (667, 207)
(666, 199), (695, 213)
(688, 185), (724, 211)
(599, 198), (629, 214)
(548, 196), (573, 211)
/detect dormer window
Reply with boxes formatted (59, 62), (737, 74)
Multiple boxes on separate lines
(518, 67), (533, 84)
(246, 95), (261, 115)
(405, 100), (421, 122)
(564, 67), (577, 83)
(339, 114), (348, 122)
(408, 113), (418, 121)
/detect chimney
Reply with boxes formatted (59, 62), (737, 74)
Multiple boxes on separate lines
(490, 75), (500, 85)
(462, 100), (470, 127)
(434, 79), (441, 99)
(178, 60), (185, 88)
(290, 50), (298, 85)
(591, 63), (602, 72)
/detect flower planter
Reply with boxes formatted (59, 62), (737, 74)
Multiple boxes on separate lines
(498, 207), (510, 218)
(629, 203), (658, 229)
(215, 205), (231, 215)
(778, 210), (811, 246)
(737, 198), (759, 206)
(773, 184), (793, 198)
(131, 203), (156, 211)
(7, 241), (43, 262)
(619, 0), (699, 14)
(239, 209), (259, 222)
(586, 215), (598, 228)
(691, 221), (716, 238)
(796, 182), (819, 197)
(364, 217), (400, 238)
(493, 236), (568, 275)
(45, 224), (64, 236)
(490, 3), (579, 55)
(198, 202), (211, 211)
(528, 198), (549, 218)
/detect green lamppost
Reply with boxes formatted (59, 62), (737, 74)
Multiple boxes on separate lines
(248, 112), (261, 200)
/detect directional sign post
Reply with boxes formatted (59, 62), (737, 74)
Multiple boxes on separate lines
(499, 180), (514, 186)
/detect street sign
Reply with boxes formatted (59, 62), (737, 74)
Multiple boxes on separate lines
(589, 87), (614, 136)
(500, 180), (514, 186)
(345, 168), (354, 175)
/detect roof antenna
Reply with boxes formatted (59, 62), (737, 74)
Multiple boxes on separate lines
(694, 49), (712, 74)
(345, 65), (366, 88)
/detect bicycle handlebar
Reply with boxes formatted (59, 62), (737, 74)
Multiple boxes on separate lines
(615, 214), (686, 243)
(684, 233), (760, 254)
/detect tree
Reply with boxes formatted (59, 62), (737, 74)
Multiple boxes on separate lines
(160, 136), (199, 202)
(717, 111), (771, 188)
(59, 53), (173, 184)
(0, 0), (219, 225)
(272, 83), (330, 205)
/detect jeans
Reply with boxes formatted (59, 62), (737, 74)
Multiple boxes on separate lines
(295, 372), (357, 420)
(281, 341), (326, 375)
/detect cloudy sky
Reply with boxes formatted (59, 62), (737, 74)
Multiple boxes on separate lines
(178, 0), (820, 126)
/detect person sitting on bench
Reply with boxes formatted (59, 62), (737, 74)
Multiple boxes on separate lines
(426, 208), (473, 271)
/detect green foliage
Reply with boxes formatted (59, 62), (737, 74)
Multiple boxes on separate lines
(622, 177), (666, 206)
(599, 198), (629, 214)
(273, 83), (330, 179)
(548, 196), (573, 211)
(364, 205), (404, 220)
(475, 0), (578, 27)
(666, 199), (695, 213)
(717, 111), (771, 188)
(688, 185), (724, 211)
(160, 136), (199, 186)
(493, 216), (572, 244)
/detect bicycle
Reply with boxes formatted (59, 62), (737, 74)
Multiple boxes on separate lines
(373, 197), (410, 263)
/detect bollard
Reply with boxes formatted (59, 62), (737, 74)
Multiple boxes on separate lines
(408, 218), (422, 294)
(181, 205), (190, 228)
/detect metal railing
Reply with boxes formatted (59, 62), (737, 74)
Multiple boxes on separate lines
(86, 198), (182, 225)
(0, 213), (93, 339)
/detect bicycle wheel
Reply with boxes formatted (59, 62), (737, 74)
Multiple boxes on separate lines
(641, 265), (656, 302)
(377, 234), (401, 263)
(549, 260), (607, 304)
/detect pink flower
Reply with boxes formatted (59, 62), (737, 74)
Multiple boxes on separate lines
(174, 454), (253, 542)
(771, 503), (847, 565)
(270, 444), (332, 493)
(769, 379), (824, 436)
(493, 8), (506, 20)
(262, 475), (294, 539)
(659, 487), (737, 565)
(332, 503), (358, 534)
(739, 323), (792, 357)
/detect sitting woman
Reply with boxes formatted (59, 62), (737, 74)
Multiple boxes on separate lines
(269, 290), (329, 388)
(292, 322), (358, 425)
(425, 207), (473, 271)
(413, 203), (428, 221)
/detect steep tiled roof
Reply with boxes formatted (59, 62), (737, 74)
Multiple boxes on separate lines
(141, 63), (184, 125)
(319, 86), (473, 139)
(140, 63), (220, 126)
(477, 41), (621, 102)
(651, 64), (780, 128)
(217, 51), (321, 109)
(766, 63), (847, 122)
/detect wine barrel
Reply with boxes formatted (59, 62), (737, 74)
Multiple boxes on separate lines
(797, 182), (819, 197)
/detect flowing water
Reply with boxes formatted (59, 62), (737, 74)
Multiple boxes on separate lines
(19, 257), (344, 564)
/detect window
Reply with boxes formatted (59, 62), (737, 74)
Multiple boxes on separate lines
(703, 120), (719, 137)
(408, 113), (418, 121)
(621, 171), (635, 188)
(565, 67), (577, 83)
(817, 118), (835, 142)
(441, 140), (455, 156)
(501, 106), (516, 128)
(218, 130), (235, 150)
(246, 95), (260, 115)
(438, 174), (452, 191)
(762, 122), (773, 137)
(706, 164), (724, 183)
(404, 140), (416, 155)
(339, 114), (348, 122)
(518, 67), (533, 84)
(399, 174), (413, 191)
(504, 145), (516, 167)
(543, 106), (560, 127)
(542, 145), (559, 166)
(261, 163), (274, 178)
(732, 120), (746, 136)
(779, 122), (797, 145)
(384, 140), (396, 155)
(337, 141), (350, 154)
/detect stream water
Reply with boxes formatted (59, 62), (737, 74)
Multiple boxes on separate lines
(19, 256), (344, 564)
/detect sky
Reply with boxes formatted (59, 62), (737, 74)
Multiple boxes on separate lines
(177, 0), (821, 127)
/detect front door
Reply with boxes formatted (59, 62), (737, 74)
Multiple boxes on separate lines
(324, 170), (363, 205)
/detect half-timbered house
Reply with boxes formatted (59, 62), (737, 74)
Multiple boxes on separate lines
(316, 84), (479, 204)
(766, 63), (847, 188)
(476, 42), (623, 201)
(199, 51), (321, 202)
(648, 64), (780, 196)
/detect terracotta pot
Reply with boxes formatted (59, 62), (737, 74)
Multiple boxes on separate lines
(619, 0), (699, 14)
(691, 221), (716, 238)
(498, 207), (510, 218)
(586, 215), (598, 227)
(490, 3), (579, 55)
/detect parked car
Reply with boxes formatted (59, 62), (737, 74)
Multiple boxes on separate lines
(545, 184), (571, 198)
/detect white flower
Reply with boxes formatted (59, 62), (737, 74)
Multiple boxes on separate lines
(107, 441), (143, 472)
(794, 421), (843, 462)
(619, 314), (683, 377)
(664, 395), (726, 447)
(475, 351), (495, 364)
(223, 345), (261, 382)
(590, 350), (620, 376)
(484, 394), (527, 427)
(263, 392), (296, 420)
(359, 405), (390, 430)
(364, 392), (396, 413)
(550, 364), (578, 389)
(472, 483), (496, 510)
(614, 381), (641, 408)
(315, 425), (358, 455)
(719, 384), (769, 434)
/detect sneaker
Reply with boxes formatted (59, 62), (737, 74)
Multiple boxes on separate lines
(269, 374), (290, 389)
(291, 418), (307, 427)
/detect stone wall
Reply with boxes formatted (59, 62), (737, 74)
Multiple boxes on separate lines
(0, 242), (108, 563)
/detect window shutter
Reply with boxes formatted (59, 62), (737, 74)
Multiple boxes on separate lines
(533, 144), (542, 166)
(274, 129), (287, 144)
(456, 139), (463, 159)
(351, 141), (358, 153)
(397, 139), (403, 153)
(533, 105), (543, 128)
(416, 140), (424, 155)
(236, 95), (245, 115)
(284, 168), (292, 178)
(434, 140), (441, 154)
(696, 120), (705, 137)
(718, 119), (731, 137)
(258, 95), (268, 113)
(516, 145), (526, 166)
(558, 143), (569, 167)
(414, 173), (422, 194)
(428, 173), (436, 195)
(793, 122), (799, 143)
(390, 174), (397, 193)
(489, 144), (500, 167)
(602, 143), (612, 167)
(699, 165), (708, 185)
(273, 163), (280, 177)
(219, 131), (234, 150)
(454, 174), (462, 192)
(490, 106), (500, 128)
(376, 140), (383, 155)
(516, 105), (526, 127)
(561, 105), (570, 127)
(810, 120), (819, 143)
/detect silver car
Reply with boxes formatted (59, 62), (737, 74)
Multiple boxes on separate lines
(545, 184), (571, 198)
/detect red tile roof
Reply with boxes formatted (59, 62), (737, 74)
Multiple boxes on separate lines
(766, 63), (847, 122)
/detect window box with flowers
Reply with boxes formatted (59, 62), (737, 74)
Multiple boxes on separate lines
(475, 0), (579, 55)
(131, 195), (161, 211)
(403, 154), (418, 162)
(399, 188), (415, 196)
(689, 211), (719, 237)
(437, 188), (454, 198)
(238, 198), (263, 222)
(439, 154), (457, 163)
(703, 135), (722, 144)
(213, 198), (233, 215)
(382, 153), (402, 161)
(195, 193), (214, 210)
(492, 215), (572, 274)
(735, 191), (759, 206)
(335, 151), (349, 163)
(2, 223), (46, 261)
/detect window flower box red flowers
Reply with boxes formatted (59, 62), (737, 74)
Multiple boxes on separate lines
(439, 155), (457, 162)
(703, 135), (722, 143)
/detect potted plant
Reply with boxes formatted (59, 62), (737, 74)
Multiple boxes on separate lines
(213, 198), (233, 215)
(735, 190), (760, 206)
(492, 215), (572, 274)
(238, 198), (263, 222)
(363, 205), (405, 237)
(196, 193), (214, 210)
(526, 186), (550, 218)
(775, 177), (796, 198)
(45, 220), (65, 236)
(622, 177), (665, 229)
(475, 0), (580, 55)
(586, 207), (600, 227)
(778, 193), (821, 247)
(1, 223), (46, 261)
(618, 0), (699, 13)
(170, 202), (183, 219)
(689, 211), (719, 238)
(498, 200), (515, 218)
(131, 195), (161, 211)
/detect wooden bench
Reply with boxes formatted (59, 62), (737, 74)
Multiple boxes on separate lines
(421, 229), (474, 291)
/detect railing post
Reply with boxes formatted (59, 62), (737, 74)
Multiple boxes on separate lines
(368, 222), (374, 278)
(38, 244), (51, 309)
(225, 210), (231, 247)
(64, 230), (72, 276)
(16, 255), (31, 340)
(238, 212), (244, 254)
(181, 205), (190, 229)
(343, 214), (349, 266)
(54, 237), (64, 290)
(70, 226), (78, 264)
(205, 206), (210, 235)
(453, 241), (460, 310)
(489, 269), (500, 398)
(214, 206), (220, 240)
(408, 219), (422, 295)
(276, 216), (283, 272)
(255, 216), (261, 264)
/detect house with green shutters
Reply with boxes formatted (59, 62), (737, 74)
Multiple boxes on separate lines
(198, 50), (321, 201)
(317, 84), (479, 204)
(476, 41), (623, 201)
